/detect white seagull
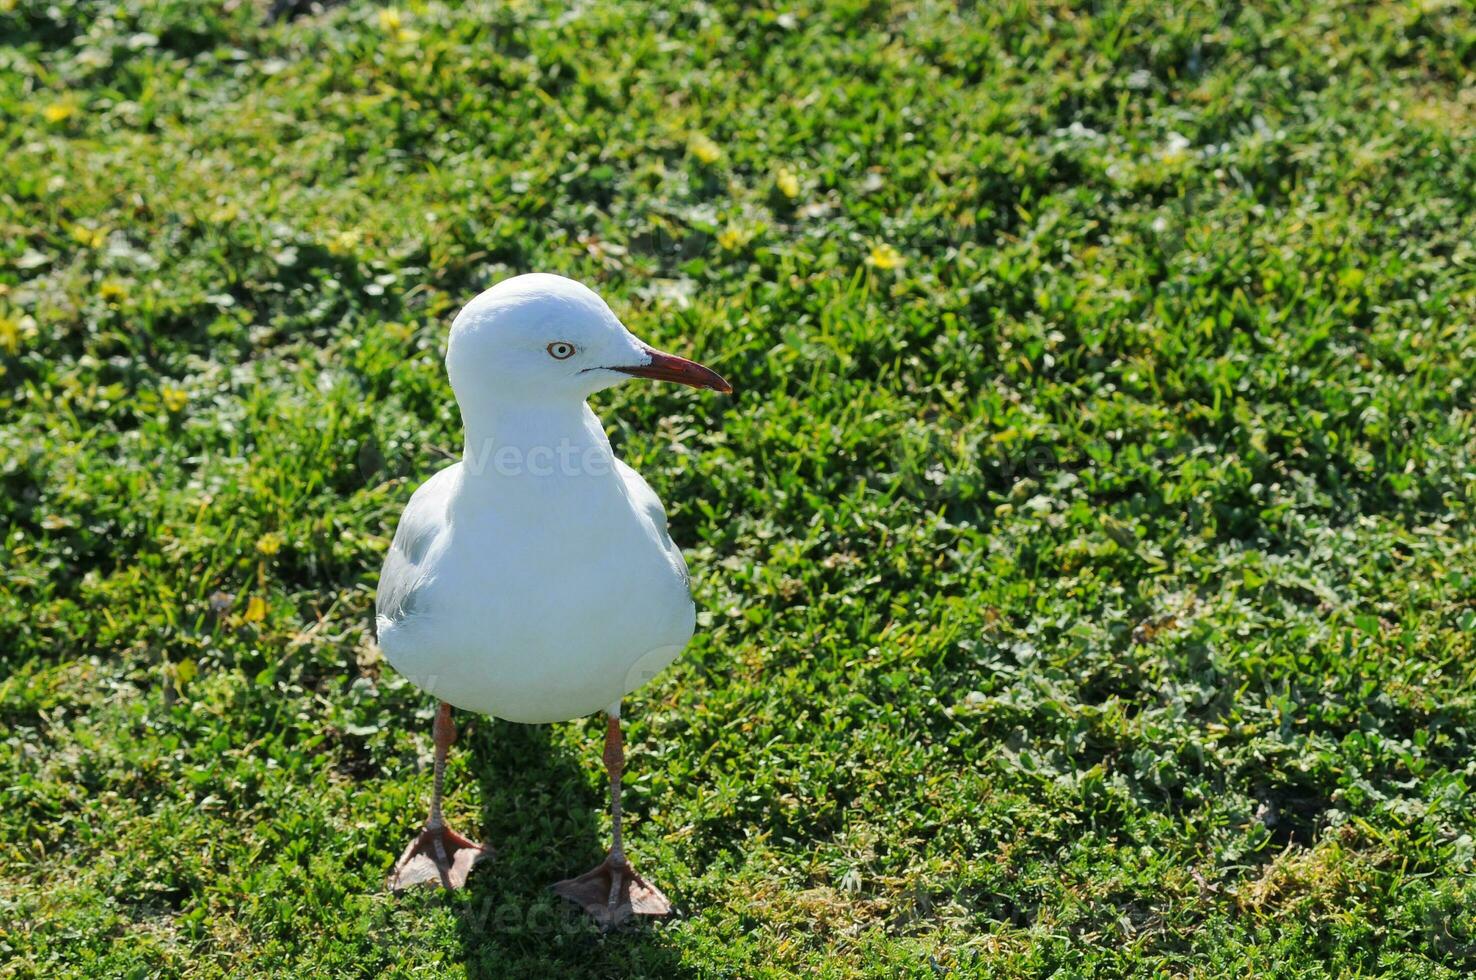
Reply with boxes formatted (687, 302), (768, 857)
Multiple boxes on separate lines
(375, 273), (730, 927)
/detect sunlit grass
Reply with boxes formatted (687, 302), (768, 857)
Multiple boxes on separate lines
(2, 0), (1474, 976)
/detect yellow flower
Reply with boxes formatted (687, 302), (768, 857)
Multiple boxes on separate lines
(717, 226), (746, 251)
(326, 229), (362, 256)
(775, 167), (800, 200)
(1158, 132), (1192, 166)
(0, 315), (19, 354)
(688, 132), (722, 165)
(256, 532), (284, 556)
(70, 224), (107, 248)
(866, 242), (906, 270)
(43, 100), (77, 124)
(244, 596), (268, 623)
(161, 385), (189, 413)
(99, 279), (127, 302)
(376, 7), (403, 31)
(174, 658), (198, 686)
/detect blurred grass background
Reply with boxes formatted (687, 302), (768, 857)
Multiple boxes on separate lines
(2, 0), (1475, 976)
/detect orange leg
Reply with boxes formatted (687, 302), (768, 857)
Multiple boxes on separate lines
(387, 701), (490, 891)
(551, 704), (671, 928)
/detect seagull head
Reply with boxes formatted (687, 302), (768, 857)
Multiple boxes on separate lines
(445, 273), (731, 410)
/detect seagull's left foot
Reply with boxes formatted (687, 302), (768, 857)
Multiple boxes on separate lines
(552, 851), (670, 929)
(387, 823), (490, 892)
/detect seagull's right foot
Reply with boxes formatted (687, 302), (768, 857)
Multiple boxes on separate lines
(552, 851), (670, 929)
(387, 823), (489, 892)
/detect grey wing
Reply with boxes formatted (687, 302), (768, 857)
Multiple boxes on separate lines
(375, 467), (455, 634)
(615, 459), (691, 594)
(376, 519), (432, 628)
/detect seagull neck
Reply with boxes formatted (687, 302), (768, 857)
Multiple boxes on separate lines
(459, 399), (614, 481)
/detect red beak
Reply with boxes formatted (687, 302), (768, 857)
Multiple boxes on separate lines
(613, 345), (732, 394)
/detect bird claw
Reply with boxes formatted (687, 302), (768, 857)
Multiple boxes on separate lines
(551, 852), (670, 929)
(387, 823), (490, 892)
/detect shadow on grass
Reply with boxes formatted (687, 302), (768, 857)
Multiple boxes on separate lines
(452, 718), (694, 979)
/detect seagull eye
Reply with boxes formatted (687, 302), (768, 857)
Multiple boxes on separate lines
(547, 341), (577, 360)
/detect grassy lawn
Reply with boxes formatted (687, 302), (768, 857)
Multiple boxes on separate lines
(3, 0), (1475, 975)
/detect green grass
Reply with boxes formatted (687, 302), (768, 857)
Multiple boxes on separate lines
(2, 0), (1475, 975)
